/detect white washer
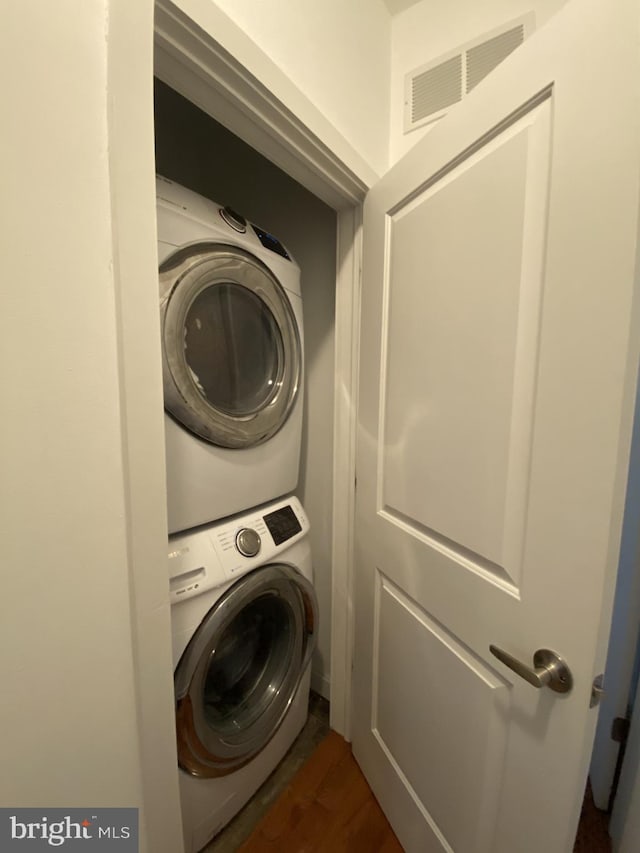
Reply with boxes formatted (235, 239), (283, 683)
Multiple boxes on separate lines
(157, 176), (304, 534)
(169, 495), (317, 853)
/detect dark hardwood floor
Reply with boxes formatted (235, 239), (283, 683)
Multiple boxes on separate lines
(237, 729), (612, 853)
(239, 731), (402, 852)
(573, 782), (611, 853)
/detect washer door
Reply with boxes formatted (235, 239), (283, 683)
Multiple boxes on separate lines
(174, 565), (318, 778)
(160, 243), (301, 448)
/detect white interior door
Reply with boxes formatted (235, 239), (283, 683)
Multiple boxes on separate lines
(352, 2), (640, 851)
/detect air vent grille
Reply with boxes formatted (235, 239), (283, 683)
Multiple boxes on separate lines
(411, 55), (463, 124)
(466, 25), (525, 93)
(404, 15), (533, 134)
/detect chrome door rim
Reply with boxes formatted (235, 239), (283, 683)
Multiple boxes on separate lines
(175, 564), (318, 778)
(160, 242), (301, 448)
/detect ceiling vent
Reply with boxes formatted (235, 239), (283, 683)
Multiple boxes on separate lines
(404, 14), (534, 134)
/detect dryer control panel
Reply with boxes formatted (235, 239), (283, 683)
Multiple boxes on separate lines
(167, 496), (310, 603)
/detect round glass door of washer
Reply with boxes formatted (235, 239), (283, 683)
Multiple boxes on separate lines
(174, 564), (318, 778)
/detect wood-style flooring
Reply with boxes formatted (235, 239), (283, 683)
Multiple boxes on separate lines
(573, 782), (611, 853)
(238, 731), (402, 852)
(236, 730), (612, 853)
(209, 698), (609, 853)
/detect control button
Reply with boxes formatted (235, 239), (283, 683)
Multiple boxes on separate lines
(220, 206), (247, 233)
(235, 527), (261, 558)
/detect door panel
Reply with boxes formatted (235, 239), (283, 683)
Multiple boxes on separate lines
(352, 1), (640, 851)
(373, 573), (510, 853)
(381, 99), (550, 584)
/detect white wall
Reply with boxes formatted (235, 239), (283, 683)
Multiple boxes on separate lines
(1, 0), (141, 805)
(590, 370), (640, 808)
(390, 0), (569, 163)
(612, 672), (640, 852)
(173, 0), (392, 178)
(2, 3), (182, 850)
(154, 81), (337, 699)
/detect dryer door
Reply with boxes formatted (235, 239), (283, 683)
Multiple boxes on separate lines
(160, 243), (301, 448)
(174, 564), (318, 778)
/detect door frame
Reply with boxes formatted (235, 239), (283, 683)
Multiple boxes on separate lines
(153, 0), (368, 736)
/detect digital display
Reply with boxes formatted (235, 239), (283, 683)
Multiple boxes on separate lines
(252, 225), (291, 260)
(263, 505), (302, 545)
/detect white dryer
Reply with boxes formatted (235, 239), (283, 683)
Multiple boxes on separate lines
(168, 495), (317, 853)
(157, 176), (304, 534)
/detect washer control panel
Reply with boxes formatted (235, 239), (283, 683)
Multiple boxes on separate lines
(263, 504), (302, 545)
(219, 206), (247, 233)
(168, 496), (309, 603)
(235, 527), (261, 558)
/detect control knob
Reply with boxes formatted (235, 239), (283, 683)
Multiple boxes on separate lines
(220, 206), (247, 233)
(235, 527), (261, 558)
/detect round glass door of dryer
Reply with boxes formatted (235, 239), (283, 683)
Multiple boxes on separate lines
(160, 243), (301, 448)
(174, 564), (318, 778)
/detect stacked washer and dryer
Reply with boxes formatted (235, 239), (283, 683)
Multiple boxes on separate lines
(157, 176), (318, 853)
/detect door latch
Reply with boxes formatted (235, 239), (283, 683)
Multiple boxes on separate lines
(611, 716), (630, 744)
(590, 673), (605, 708)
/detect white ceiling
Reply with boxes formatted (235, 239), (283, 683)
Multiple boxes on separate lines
(383, 0), (423, 15)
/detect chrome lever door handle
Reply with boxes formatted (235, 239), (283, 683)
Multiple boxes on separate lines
(489, 645), (573, 694)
